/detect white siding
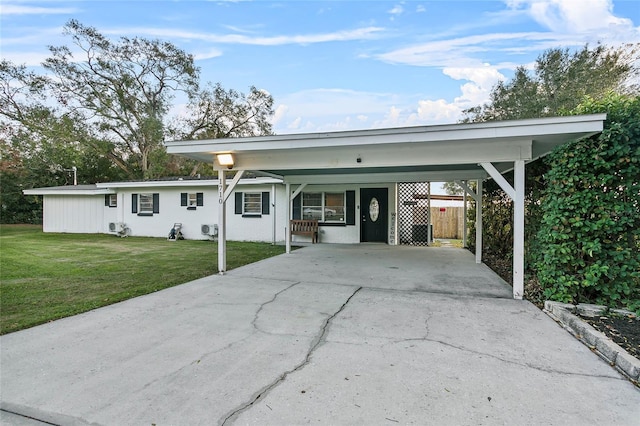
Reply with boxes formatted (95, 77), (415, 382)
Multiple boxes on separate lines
(288, 183), (397, 245)
(117, 185), (288, 242)
(42, 195), (105, 234)
(37, 182), (398, 244)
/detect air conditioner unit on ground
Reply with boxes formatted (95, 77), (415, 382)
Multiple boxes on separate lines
(201, 224), (218, 237)
(108, 222), (128, 237)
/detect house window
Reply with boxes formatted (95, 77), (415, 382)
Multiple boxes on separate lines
(181, 192), (203, 209)
(139, 193), (154, 214)
(132, 193), (159, 216)
(243, 192), (262, 215)
(302, 192), (345, 223)
(105, 194), (117, 208)
(235, 191), (270, 217)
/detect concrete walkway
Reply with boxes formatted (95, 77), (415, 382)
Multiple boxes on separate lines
(1, 245), (638, 425)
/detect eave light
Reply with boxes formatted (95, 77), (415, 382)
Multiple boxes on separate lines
(216, 153), (234, 169)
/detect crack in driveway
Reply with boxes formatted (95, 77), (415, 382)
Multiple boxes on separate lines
(251, 282), (300, 336)
(220, 286), (363, 426)
(392, 337), (626, 381)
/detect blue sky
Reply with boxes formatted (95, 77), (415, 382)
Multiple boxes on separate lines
(1, 0), (639, 135)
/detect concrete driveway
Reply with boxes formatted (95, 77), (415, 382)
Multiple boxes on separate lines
(1, 244), (639, 425)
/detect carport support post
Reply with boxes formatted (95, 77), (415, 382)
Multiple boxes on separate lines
(218, 170), (227, 273)
(480, 161), (525, 300)
(475, 178), (483, 264)
(285, 182), (291, 254)
(462, 180), (468, 248)
(217, 169), (245, 274)
(513, 160), (525, 299)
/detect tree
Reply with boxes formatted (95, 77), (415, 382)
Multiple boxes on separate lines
(462, 44), (639, 122)
(43, 19), (200, 179)
(167, 82), (274, 176)
(441, 181), (463, 195)
(176, 83), (274, 140)
(462, 44), (639, 304)
(1, 20), (276, 223)
(535, 94), (640, 311)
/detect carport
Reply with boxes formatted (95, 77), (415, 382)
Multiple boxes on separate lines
(165, 114), (606, 300)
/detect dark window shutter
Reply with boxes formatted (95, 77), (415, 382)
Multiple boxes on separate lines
(132, 194), (138, 214)
(346, 190), (356, 225)
(293, 193), (302, 220)
(196, 192), (204, 206)
(235, 192), (243, 214)
(181, 193), (187, 206)
(153, 193), (160, 214)
(262, 192), (270, 215)
(105, 195), (110, 206)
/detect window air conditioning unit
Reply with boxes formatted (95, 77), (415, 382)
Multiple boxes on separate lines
(201, 224), (218, 237)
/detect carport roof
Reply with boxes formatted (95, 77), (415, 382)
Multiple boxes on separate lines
(165, 114), (606, 183)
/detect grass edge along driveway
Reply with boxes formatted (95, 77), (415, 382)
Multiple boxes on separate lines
(0, 225), (287, 335)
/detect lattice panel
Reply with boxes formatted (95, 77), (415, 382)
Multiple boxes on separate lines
(397, 182), (431, 246)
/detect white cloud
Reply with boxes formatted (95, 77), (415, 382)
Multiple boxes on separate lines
(1, 51), (50, 67)
(193, 48), (224, 61)
(272, 104), (289, 125)
(0, 4), (79, 15)
(415, 99), (461, 122)
(287, 116), (302, 130)
(272, 61), (506, 134)
(388, 4), (404, 19)
(375, 32), (562, 68)
(103, 26), (385, 46)
(506, 0), (632, 33)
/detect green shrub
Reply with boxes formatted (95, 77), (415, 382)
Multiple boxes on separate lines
(535, 94), (640, 312)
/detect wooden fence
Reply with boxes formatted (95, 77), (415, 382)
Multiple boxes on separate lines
(429, 207), (464, 239)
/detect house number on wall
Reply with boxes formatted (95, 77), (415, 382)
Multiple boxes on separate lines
(369, 197), (379, 222)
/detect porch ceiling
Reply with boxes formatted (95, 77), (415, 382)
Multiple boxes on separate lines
(165, 114), (606, 183)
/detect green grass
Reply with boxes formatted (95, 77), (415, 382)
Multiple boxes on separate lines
(0, 224), (286, 335)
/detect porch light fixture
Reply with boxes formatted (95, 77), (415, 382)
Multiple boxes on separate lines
(217, 153), (234, 169)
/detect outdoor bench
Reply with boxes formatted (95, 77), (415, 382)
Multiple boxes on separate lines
(289, 219), (319, 243)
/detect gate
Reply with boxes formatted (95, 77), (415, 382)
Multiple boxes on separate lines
(397, 182), (431, 246)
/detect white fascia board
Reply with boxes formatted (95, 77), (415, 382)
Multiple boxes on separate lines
(230, 139), (533, 172)
(283, 170), (488, 185)
(23, 188), (115, 196)
(165, 114), (605, 155)
(95, 177), (282, 189)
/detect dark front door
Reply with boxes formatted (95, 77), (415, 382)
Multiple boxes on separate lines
(360, 188), (388, 243)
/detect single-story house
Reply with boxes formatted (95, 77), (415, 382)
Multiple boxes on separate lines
(24, 177), (404, 245)
(26, 114), (607, 299)
(164, 114), (607, 299)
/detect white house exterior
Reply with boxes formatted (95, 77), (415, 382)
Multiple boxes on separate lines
(25, 115), (608, 299)
(25, 179), (403, 245)
(25, 178), (288, 242)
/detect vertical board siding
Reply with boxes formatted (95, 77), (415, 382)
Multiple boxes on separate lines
(429, 207), (465, 239)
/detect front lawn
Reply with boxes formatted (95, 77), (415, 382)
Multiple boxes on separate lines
(0, 225), (286, 334)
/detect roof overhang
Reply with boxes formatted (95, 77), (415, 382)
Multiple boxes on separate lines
(95, 177), (282, 189)
(168, 113), (606, 184)
(23, 185), (115, 196)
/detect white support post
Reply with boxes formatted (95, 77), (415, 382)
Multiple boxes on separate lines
(475, 178), (483, 264)
(462, 180), (468, 248)
(285, 182), (291, 254)
(271, 184), (276, 245)
(513, 160), (525, 300)
(218, 170), (227, 274)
